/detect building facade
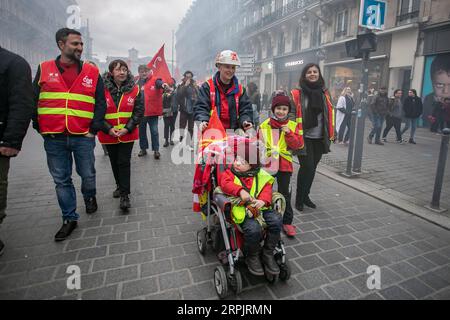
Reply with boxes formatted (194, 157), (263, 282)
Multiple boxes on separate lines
(0, 0), (89, 72)
(177, 0), (450, 109)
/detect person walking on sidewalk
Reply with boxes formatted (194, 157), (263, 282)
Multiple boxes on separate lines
(195, 50), (254, 134)
(32, 28), (107, 241)
(336, 87), (354, 144)
(163, 79), (178, 147)
(0, 47), (33, 255)
(247, 82), (261, 128)
(258, 93), (303, 237)
(176, 71), (197, 149)
(401, 89), (423, 144)
(367, 87), (389, 145)
(136, 65), (169, 159)
(97, 60), (144, 212)
(290, 63), (335, 212)
(382, 89), (404, 143)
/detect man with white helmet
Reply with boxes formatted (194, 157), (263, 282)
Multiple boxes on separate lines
(194, 50), (254, 132)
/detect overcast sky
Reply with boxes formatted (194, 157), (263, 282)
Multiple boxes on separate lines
(76, 0), (193, 61)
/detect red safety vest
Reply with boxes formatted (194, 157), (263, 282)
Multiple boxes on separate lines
(207, 78), (243, 129)
(37, 60), (98, 135)
(143, 77), (163, 117)
(97, 85), (140, 144)
(291, 88), (335, 141)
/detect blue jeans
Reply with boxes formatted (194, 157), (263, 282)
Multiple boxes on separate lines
(44, 135), (96, 222)
(240, 210), (282, 245)
(139, 116), (160, 151)
(402, 118), (418, 140)
(368, 114), (385, 142)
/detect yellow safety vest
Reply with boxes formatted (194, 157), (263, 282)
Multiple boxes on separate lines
(259, 119), (298, 163)
(232, 169), (274, 225)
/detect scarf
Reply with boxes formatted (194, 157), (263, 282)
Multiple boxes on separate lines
(300, 81), (325, 130)
(269, 117), (289, 129)
(231, 165), (260, 178)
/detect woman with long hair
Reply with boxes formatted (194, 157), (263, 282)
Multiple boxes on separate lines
(290, 63), (335, 211)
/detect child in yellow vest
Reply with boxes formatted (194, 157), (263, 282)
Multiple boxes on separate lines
(258, 94), (304, 237)
(219, 139), (282, 277)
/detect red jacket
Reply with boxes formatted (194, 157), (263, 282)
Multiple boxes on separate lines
(220, 169), (272, 207)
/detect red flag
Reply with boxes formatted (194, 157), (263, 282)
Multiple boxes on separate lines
(147, 44), (174, 85)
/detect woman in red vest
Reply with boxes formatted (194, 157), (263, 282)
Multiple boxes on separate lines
(290, 63), (335, 212)
(98, 60), (144, 211)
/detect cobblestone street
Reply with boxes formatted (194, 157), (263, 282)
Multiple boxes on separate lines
(0, 126), (450, 300)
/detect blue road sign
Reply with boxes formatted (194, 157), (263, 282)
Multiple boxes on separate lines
(359, 0), (386, 30)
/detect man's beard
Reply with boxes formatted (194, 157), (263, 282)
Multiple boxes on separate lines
(67, 51), (82, 62)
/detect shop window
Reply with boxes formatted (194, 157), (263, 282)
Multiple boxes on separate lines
(397, 0), (420, 25)
(335, 10), (348, 39)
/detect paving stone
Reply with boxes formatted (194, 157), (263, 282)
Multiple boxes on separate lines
(315, 239), (341, 251)
(358, 241), (384, 254)
(295, 255), (326, 271)
(379, 286), (415, 300)
(433, 288), (450, 300)
(295, 270), (330, 290)
(112, 222), (139, 234)
(418, 272), (450, 291)
(97, 233), (126, 246)
(124, 250), (154, 265)
(338, 246), (366, 259)
(83, 226), (112, 238)
(181, 281), (216, 300)
(189, 264), (218, 283)
(342, 259), (371, 275)
(374, 238), (400, 249)
(389, 261), (422, 279)
(109, 242), (139, 255)
(314, 228), (339, 239)
(334, 235), (360, 246)
(105, 266), (138, 285)
(159, 270), (191, 291)
(77, 246), (107, 261)
(238, 286), (274, 300)
(92, 256), (124, 272)
(398, 278), (434, 299)
(40, 252), (78, 268)
(348, 274), (373, 294)
(121, 277), (158, 299)
(269, 278), (305, 299)
(25, 280), (67, 300)
(422, 252), (450, 266)
(140, 237), (170, 250)
(296, 288), (331, 300)
(320, 264), (352, 281)
(154, 246), (184, 260)
(323, 281), (360, 300)
(169, 233), (196, 246)
(407, 256), (437, 272)
(332, 226), (355, 236)
(82, 285), (118, 300)
(297, 232), (321, 243)
(293, 243), (322, 257)
(145, 289), (182, 300)
(141, 260), (173, 278)
(318, 250), (348, 264)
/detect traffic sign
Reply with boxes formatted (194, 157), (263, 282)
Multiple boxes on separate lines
(359, 0), (386, 30)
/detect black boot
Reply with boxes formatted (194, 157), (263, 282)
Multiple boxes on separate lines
(85, 197), (98, 214)
(113, 186), (120, 198)
(303, 197), (317, 209)
(245, 244), (264, 276)
(120, 195), (131, 211)
(54, 220), (78, 242)
(262, 233), (280, 276)
(163, 140), (169, 148)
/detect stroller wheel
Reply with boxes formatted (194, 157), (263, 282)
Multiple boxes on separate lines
(197, 228), (207, 255)
(214, 265), (229, 299)
(229, 269), (243, 295)
(279, 261), (291, 281)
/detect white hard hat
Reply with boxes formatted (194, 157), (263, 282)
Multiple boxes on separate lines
(215, 50), (241, 68)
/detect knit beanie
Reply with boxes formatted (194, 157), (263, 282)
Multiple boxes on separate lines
(271, 94), (291, 113)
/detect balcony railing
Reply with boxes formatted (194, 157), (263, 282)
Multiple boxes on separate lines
(396, 10), (419, 25)
(244, 0), (318, 35)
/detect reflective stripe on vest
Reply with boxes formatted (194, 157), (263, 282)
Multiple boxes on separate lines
(37, 60), (98, 135)
(260, 119), (298, 163)
(231, 169), (274, 225)
(97, 85), (140, 144)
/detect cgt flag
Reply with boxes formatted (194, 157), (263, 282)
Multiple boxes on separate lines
(147, 44), (174, 85)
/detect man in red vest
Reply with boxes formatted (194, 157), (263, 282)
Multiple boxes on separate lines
(136, 65), (169, 159)
(32, 28), (108, 241)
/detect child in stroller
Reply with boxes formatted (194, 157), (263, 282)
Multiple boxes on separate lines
(219, 138), (282, 277)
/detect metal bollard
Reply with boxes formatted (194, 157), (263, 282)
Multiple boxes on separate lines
(342, 111), (358, 177)
(426, 128), (450, 213)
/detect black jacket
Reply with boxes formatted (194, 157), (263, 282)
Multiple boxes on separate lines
(369, 94), (390, 116)
(0, 47), (33, 151)
(102, 73), (144, 133)
(194, 72), (253, 130)
(177, 81), (198, 114)
(403, 96), (423, 119)
(32, 56), (107, 135)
